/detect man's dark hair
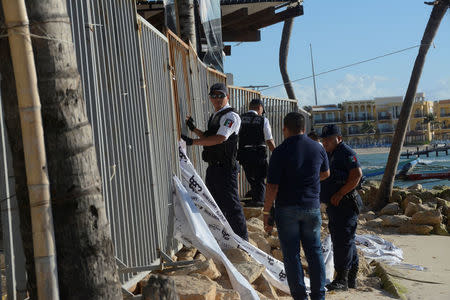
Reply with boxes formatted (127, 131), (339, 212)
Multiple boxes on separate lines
(308, 131), (319, 141)
(283, 112), (305, 133)
(249, 103), (262, 110)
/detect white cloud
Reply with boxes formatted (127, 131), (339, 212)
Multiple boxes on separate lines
(427, 77), (450, 100)
(266, 73), (394, 107)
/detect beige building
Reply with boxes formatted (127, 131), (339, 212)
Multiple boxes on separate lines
(310, 92), (436, 146)
(434, 99), (450, 141)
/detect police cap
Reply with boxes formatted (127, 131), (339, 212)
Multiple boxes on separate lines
(249, 98), (265, 113)
(321, 124), (342, 138)
(209, 83), (228, 95)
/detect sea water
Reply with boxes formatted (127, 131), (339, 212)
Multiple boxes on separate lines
(358, 152), (450, 189)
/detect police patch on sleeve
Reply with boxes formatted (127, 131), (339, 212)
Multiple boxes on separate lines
(223, 119), (234, 128)
(348, 155), (357, 163)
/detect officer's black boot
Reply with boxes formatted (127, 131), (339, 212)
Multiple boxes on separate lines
(326, 270), (349, 291)
(348, 264), (358, 288)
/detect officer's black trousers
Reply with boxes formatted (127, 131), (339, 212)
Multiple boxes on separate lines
(206, 164), (249, 240)
(326, 204), (359, 271)
(242, 162), (268, 205)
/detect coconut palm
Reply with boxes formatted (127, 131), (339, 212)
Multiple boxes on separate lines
(374, 0), (450, 210)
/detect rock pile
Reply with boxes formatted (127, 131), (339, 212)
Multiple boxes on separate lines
(132, 204), (372, 299)
(359, 182), (450, 236)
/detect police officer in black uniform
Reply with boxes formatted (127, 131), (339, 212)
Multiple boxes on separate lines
(181, 83), (248, 241)
(320, 124), (363, 291)
(237, 99), (276, 207)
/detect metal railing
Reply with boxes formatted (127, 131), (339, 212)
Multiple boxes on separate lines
(0, 0), (304, 295)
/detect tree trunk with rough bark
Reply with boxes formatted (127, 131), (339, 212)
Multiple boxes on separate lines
(177, 0), (197, 52)
(279, 18), (296, 100)
(0, 1), (122, 299)
(374, 0), (449, 210)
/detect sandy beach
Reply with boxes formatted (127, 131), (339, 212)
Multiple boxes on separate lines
(325, 234), (450, 300)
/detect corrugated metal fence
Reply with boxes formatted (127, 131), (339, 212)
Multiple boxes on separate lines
(0, 0), (306, 295)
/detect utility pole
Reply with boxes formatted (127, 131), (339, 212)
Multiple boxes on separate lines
(310, 43), (318, 106)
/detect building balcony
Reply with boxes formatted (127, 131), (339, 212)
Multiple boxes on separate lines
(377, 115), (392, 120)
(379, 128), (395, 133)
(440, 113), (450, 117)
(313, 118), (342, 124)
(344, 116), (375, 123)
(346, 131), (370, 136)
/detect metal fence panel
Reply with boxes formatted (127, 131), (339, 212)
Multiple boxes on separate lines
(137, 15), (179, 254)
(67, 0), (173, 284)
(1, 0), (305, 293)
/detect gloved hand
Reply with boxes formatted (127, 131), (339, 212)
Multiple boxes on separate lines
(181, 134), (193, 146)
(186, 116), (196, 131)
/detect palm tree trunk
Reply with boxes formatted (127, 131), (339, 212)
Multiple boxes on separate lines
(279, 18), (296, 100)
(1, 1), (122, 299)
(374, 0), (449, 210)
(177, 0), (197, 52)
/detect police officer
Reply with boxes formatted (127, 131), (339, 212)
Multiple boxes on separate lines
(320, 124), (363, 291)
(181, 83), (248, 241)
(237, 99), (275, 207)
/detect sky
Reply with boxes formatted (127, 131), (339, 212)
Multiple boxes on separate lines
(224, 0), (450, 107)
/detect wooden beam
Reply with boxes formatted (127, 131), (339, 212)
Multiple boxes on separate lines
(222, 7), (275, 31)
(250, 5), (304, 30)
(221, 8), (249, 28)
(222, 30), (261, 42)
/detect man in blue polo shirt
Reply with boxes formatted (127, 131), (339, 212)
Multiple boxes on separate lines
(263, 112), (330, 300)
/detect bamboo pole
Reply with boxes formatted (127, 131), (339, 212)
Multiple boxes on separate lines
(1, 0), (60, 299)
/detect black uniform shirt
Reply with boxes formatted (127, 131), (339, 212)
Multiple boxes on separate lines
(320, 142), (361, 203)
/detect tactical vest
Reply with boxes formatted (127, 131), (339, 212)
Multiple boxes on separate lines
(237, 112), (267, 164)
(202, 107), (238, 166)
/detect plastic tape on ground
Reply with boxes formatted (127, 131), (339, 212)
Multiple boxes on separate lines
(173, 176), (260, 300)
(177, 145), (294, 293)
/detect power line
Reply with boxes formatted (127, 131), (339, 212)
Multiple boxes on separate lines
(260, 43), (430, 92)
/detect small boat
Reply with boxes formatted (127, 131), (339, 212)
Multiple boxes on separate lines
(404, 171), (450, 181)
(363, 158), (416, 178)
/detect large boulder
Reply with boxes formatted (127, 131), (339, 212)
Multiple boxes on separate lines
(271, 249), (283, 262)
(401, 194), (422, 210)
(380, 215), (410, 227)
(266, 236), (281, 249)
(172, 275), (217, 300)
(360, 211), (376, 221)
(380, 203), (401, 215)
(411, 210), (442, 226)
(365, 217), (383, 228)
(437, 188), (450, 200)
(243, 207), (263, 220)
(223, 248), (252, 264)
(142, 274), (179, 300)
(405, 202), (434, 217)
(389, 191), (403, 204)
(436, 197), (450, 215)
(432, 223), (449, 236)
(176, 247), (198, 261)
(398, 224), (433, 235)
(170, 259), (221, 280)
(253, 274), (278, 299)
(248, 232), (271, 255)
(362, 186), (378, 206)
(407, 183), (423, 191)
(233, 261), (265, 284)
(414, 191), (437, 203)
(247, 217), (265, 233)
